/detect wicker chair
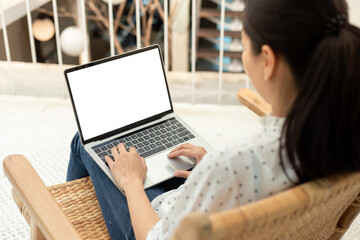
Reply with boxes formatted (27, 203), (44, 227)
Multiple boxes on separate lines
(3, 89), (360, 240)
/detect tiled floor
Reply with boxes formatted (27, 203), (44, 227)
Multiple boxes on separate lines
(0, 96), (359, 239)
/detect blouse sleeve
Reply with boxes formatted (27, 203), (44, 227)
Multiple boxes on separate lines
(146, 116), (297, 240)
(146, 148), (251, 240)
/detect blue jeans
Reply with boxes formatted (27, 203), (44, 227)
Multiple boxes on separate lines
(67, 133), (185, 240)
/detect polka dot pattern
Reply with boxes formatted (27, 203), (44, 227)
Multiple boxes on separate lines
(147, 116), (299, 240)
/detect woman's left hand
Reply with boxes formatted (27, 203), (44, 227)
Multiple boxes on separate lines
(105, 143), (147, 192)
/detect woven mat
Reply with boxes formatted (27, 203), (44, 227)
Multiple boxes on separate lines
(49, 177), (110, 239)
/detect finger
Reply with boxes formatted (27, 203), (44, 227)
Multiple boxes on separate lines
(141, 157), (147, 170)
(129, 146), (137, 153)
(117, 143), (127, 153)
(111, 146), (120, 158)
(168, 145), (183, 155)
(169, 144), (197, 156)
(167, 149), (182, 158)
(167, 149), (194, 159)
(168, 143), (193, 153)
(174, 170), (190, 178)
(177, 143), (194, 149)
(105, 155), (114, 167)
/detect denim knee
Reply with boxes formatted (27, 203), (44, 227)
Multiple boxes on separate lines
(70, 132), (81, 158)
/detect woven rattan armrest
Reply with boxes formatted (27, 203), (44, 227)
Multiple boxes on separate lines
(171, 173), (360, 240)
(3, 155), (81, 240)
(12, 175), (111, 239)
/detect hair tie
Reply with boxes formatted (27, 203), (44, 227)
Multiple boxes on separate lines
(326, 14), (347, 35)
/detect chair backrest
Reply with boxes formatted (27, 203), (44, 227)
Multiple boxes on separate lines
(171, 172), (360, 240)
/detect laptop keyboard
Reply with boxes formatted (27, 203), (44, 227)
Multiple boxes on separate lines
(91, 118), (195, 167)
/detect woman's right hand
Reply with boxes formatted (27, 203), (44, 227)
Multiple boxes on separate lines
(167, 143), (207, 178)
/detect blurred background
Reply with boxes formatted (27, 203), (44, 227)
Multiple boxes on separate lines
(0, 0), (359, 239)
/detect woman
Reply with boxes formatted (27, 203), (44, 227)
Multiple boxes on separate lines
(67, 0), (360, 239)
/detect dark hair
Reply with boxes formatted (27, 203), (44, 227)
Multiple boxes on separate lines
(243, 0), (360, 183)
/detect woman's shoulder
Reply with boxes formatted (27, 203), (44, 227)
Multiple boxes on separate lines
(194, 134), (280, 180)
(208, 120), (282, 162)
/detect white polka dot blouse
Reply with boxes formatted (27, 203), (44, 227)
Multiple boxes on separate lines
(146, 115), (298, 240)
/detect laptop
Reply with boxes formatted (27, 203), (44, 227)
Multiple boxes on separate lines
(64, 45), (213, 191)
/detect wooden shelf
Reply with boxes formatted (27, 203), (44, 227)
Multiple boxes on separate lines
(195, 4), (244, 70)
(197, 49), (242, 59)
(199, 8), (244, 18)
(198, 28), (241, 38)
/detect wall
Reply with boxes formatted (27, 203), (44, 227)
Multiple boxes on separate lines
(0, 16), (32, 62)
(348, 0), (360, 27)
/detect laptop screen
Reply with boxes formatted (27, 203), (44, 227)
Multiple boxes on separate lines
(65, 46), (173, 144)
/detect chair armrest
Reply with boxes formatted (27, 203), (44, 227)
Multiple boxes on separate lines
(3, 154), (81, 240)
(237, 88), (272, 117)
(171, 211), (212, 240)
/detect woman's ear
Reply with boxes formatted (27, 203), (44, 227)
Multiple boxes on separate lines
(261, 45), (277, 81)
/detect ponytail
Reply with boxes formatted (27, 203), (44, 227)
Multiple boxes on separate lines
(283, 25), (360, 182)
(243, 0), (360, 182)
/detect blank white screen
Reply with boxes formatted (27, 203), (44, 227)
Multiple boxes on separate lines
(67, 48), (172, 141)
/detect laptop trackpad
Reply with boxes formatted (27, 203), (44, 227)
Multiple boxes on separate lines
(168, 156), (195, 171)
(146, 152), (195, 183)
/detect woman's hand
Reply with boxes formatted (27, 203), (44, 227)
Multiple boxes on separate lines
(105, 143), (147, 192)
(106, 144), (158, 240)
(167, 143), (207, 178)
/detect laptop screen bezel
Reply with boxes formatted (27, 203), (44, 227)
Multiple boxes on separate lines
(64, 45), (174, 145)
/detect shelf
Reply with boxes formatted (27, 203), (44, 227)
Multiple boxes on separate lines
(199, 8), (244, 18)
(197, 49), (242, 59)
(198, 28), (241, 38)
